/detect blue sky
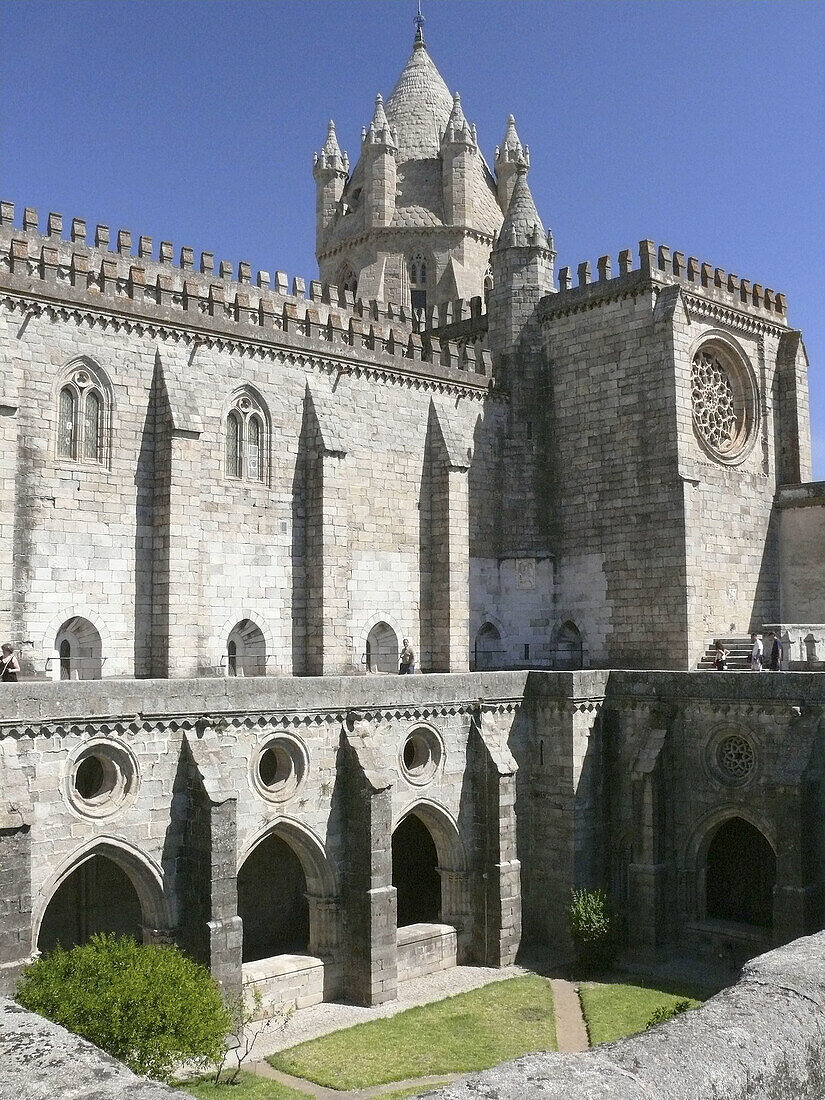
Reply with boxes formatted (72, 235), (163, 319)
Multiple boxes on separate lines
(3, 0), (822, 475)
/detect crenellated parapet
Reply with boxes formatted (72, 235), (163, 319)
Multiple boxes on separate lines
(545, 238), (788, 326)
(0, 200), (491, 387)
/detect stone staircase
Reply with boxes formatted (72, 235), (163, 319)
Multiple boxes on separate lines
(697, 636), (753, 671)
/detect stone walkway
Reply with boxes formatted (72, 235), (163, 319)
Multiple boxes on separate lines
(242, 963), (590, 1098)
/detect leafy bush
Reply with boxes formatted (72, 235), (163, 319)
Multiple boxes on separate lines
(16, 933), (231, 1080)
(567, 888), (615, 972)
(645, 998), (693, 1030)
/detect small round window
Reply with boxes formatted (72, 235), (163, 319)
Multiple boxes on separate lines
(705, 725), (758, 788)
(251, 735), (307, 803)
(690, 341), (758, 464)
(66, 741), (138, 819)
(399, 726), (443, 786)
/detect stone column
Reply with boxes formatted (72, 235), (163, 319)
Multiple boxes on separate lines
(303, 383), (351, 676)
(180, 731), (242, 1000)
(340, 715), (397, 1006)
(307, 895), (342, 957)
(426, 400), (471, 672)
(470, 711), (521, 966)
(306, 447), (350, 675)
(627, 725), (670, 951)
(0, 402), (17, 644)
(0, 826), (32, 995)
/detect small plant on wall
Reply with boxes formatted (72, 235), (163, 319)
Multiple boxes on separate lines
(567, 888), (615, 974)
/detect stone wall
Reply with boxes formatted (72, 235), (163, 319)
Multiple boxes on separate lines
(423, 931), (825, 1100)
(778, 482), (825, 624)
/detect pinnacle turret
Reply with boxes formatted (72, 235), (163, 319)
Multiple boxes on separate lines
(313, 120), (349, 176)
(495, 114), (530, 213)
(441, 92), (476, 150)
(496, 164), (548, 251)
(362, 94), (398, 152)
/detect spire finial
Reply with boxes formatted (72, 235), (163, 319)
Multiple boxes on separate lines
(414, 0), (425, 46)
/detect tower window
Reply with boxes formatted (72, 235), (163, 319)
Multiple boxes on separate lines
(56, 363), (108, 464)
(225, 391), (268, 483)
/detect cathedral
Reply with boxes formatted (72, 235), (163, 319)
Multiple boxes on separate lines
(0, 23), (822, 1014)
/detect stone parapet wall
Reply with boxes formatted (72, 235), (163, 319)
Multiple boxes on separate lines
(424, 931), (825, 1100)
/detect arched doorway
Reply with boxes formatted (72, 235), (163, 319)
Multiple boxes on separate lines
(474, 622), (502, 670)
(554, 621), (583, 670)
(38, 853), (143, 953)
(706, 817), (776, 928)
(366, 622), (398, 673)
(226, 618), (266, 677)
(54, 617), (103, 680)
(392, 813), (441, 926)
(238, 834), (309, 962)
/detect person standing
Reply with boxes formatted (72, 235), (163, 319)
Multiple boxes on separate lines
(399, 638), (415, 674)
(1, 643), (20, 682)
(768, 631), (783, 671)
(713, 641), (730, 671)
(749, 633), (763, 672)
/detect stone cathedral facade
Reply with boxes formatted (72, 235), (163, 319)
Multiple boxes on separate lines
(0, 27), (823, 1012)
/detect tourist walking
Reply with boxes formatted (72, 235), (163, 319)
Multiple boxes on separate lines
(713, 641), (730, 671)
(749, 633), (763, 672)
(768, 631), (783, 671)
(399, 638), (415, 674)
(1, 643), (20, 682)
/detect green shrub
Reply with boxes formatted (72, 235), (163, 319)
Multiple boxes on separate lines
(567, 888), (615, 972)
(16, 933), (231, 1080)
(645, 998), (693, 1030)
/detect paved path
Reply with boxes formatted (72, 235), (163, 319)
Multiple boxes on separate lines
(242, 964), (591, 1097)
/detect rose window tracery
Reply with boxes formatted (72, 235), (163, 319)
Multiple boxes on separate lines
(691, 350), (738, 451)
(717, 734), (755, 781)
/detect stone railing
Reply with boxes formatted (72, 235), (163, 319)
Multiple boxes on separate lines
(423, 931), (825, 1100)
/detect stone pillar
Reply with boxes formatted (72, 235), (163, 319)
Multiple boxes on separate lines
(153, 427), (203, 677)
(306, 447), (350, 675)
(0, 826), (32, 995)
(426, 400), (471, 672)
(340, 715), (397, 1006)
(307, 894), (342, 957)
(180, 731), (242, 1000)
(0, 402), (17, 643)
(303, 382), (351, 676)
(627, 725), (670, 951)
(471, 711), (521, 966)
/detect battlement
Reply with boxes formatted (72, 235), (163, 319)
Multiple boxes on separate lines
(550, 238), (788, 321)
(0, 201), (491, 382)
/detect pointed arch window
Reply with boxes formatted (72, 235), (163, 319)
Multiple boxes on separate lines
(56, 363), (109, 464)
(225, 392), (268, 483)
(409, 252), (429, 331)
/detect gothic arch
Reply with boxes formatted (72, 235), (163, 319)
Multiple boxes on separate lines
(394, 799), (466, 873)
(238, 818), (337, 899)
(684, 805), (777, 926)
(550, 617), (588, 669)
(33, 837), (168, 951)
(222, 383), (272, 484)
(359, 612), (405, 673)
(52, 356), (115, 466)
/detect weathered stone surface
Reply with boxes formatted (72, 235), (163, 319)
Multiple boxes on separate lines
(0, 998), (185, 1099)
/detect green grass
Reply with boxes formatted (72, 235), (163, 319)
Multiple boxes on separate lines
(176, 1070), (308, 1100)
(578, 982), (701, 1046)
(269, 976), (557, 1089)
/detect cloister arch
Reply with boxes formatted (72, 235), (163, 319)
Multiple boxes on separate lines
(552, 620), (583, 670)
(34, 839), (167, 954)
(54, 616), (103, 679)
(237, 819), (338, 962)
(706, 817), (776, 929)
(366, 621), (399, 673)
(392, 801), (467, 929)
(473, 621), (503, 670)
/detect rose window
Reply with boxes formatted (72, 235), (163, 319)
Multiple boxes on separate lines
(717, 734), (755, 781)
(691, 350), (738, 451)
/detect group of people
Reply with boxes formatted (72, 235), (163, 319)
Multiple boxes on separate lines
(713, 632), (783, 672)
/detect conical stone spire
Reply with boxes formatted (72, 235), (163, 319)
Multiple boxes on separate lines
(315, 120), (349, 173)
(496, 115), (529, 169)
(384, 37), (453, 160)
(496, 164), (546, 250)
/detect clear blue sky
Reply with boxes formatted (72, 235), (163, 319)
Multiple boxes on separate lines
(3, 0), (823, 475)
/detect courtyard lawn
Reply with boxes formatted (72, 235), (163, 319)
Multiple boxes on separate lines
(578, 982), (701, 1046)
(178, 1071), (307, 1100)
(269, 976), (557, 1089)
